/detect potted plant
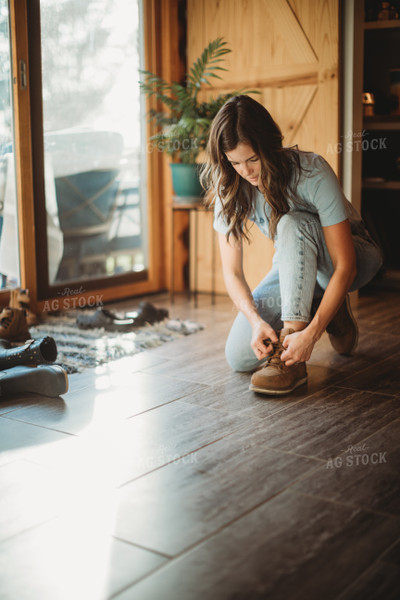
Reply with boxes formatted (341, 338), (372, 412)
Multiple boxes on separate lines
(140, 37), (257, 201)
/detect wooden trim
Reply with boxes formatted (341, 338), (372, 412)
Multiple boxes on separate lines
(26, 0), (49, 304)
(9, 0), (38, 303)
(142, 0), (165, 292)
(143, 0), (188, 292)
(22, 0), (187, 309)
(364, 19), (400, 29)
(338, 0), (344, 185)
(341, 0), (364, 213)
(363, 116), (400, 129)
(201, 68), (319, 91)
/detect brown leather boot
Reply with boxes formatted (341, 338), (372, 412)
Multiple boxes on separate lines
(326, 295), (359, 355)
(0, 307), (30, 342)
(311, 295), (359, 356)
(249, 328), (307, 395)
(10, 288), (39, 326)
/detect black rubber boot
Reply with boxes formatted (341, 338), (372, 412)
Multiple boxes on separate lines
(0, 365), (68, 398)
(0, 337), (57, 371)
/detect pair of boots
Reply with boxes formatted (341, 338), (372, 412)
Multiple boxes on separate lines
(0, 337), (69, 399)
(250, 295), (358, 396)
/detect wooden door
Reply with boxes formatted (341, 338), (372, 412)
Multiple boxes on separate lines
(187, 0), (340, 292)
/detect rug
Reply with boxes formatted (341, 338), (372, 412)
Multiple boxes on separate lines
(29, 312), (205, 373)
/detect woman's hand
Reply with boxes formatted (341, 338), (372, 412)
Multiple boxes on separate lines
(250, 319), (278, 360)
(280, 329), (315, 366)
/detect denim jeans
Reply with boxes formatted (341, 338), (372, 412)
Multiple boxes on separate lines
(225, 211), (383, 372)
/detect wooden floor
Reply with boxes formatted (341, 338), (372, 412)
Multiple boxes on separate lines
(0, 290), (399, 600)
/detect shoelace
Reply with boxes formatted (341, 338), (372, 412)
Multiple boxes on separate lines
(265, 339), (285, 366)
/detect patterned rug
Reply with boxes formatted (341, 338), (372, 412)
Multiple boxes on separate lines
(30, 312), (205, 373)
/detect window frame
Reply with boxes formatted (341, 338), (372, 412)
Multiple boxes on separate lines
(1, 0), (184, 312)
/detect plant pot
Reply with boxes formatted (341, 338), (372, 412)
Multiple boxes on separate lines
(170, 163), (203, 203)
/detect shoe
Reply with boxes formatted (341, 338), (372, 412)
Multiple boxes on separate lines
(0, 307), (30, 342)
(10, 288), (39, 326)
(249, 328), (308, 395)
(0, 336), (57, 371)
(0, 364), (68, 398)
(326, 295), (358, 355)
(76, 308), (135, 331)
(125, 301), (169, 325)
(311, 295), (359, 356)
(76, 302), (169, 331)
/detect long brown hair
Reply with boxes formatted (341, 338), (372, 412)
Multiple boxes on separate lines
(201, 95), (303, 241)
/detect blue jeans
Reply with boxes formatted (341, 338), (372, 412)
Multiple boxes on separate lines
(225, 211), (383, 372)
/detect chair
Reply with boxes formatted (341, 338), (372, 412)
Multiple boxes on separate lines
(45, 130), (124, 281)
(54, 168), (121, 279)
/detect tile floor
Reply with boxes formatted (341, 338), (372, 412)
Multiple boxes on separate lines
(0, 290), (399, 599)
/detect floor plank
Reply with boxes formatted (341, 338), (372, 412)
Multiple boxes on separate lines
(229, 386), (400, 461)
(0, 460), (58, 543)
(112, 489), (400, 600)
(113, 425), (321, 556)
(0, 290), (399, 600)
(308, 329), (400, 373)
(291, 418), (400, 517)
(2, 371), (207, 435)
(0, 518), (166, 600)
(336, 350), (400, 396)
(24, 399), (247, 486)
(338, 560), (400, 600)
(179, 363), (342, 419)
(0, 415), (72, 467)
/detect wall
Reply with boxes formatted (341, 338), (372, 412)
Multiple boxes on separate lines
(187, 0), (340, 293)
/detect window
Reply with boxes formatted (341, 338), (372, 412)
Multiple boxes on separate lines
(1, 0), (181, 306)
(38, 0), (147, 286)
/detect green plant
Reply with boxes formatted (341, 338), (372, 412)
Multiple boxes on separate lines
(139, 37), (258, 164)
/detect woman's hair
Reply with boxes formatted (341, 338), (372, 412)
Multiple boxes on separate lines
(201, 95), (303, 241)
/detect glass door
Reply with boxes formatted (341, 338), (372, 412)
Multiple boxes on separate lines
(0, 0), (20, 290)
(38, 0), (147, 288)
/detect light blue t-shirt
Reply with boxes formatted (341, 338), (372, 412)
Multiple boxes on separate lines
(213, 151), (362, 238)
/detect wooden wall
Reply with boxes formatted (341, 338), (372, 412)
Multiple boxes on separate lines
(187, 0), (340, 293)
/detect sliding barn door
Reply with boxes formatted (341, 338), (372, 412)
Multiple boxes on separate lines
(187, 0), (340, 292)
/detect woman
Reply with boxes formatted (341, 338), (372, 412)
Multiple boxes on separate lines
(201, 95), (382, 395)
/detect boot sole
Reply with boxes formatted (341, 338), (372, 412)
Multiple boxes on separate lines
(249, 375), (308, 396)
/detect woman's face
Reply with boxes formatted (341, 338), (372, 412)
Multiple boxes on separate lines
(225, 142), (260, 186)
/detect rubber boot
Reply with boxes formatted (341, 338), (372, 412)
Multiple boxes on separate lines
(0, 336), (57, 370)
(0, 307), (30, 342)
(0, 365), (69, 398)
(10, 289), (39, 326)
